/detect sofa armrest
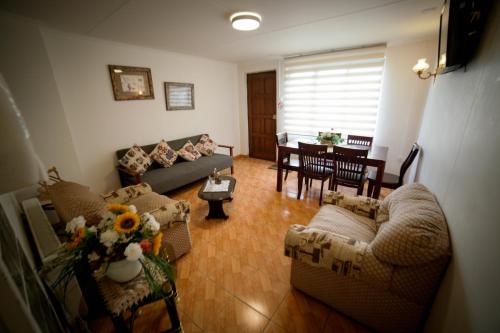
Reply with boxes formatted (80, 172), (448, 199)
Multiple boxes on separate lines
(101, 183), (153, 204)
(148, 199), (191, 229)
(117, 165), (143, 186)
(218, 144), (234, 157)
(323, 191), (381, 219)
(285, 224), (369, 278)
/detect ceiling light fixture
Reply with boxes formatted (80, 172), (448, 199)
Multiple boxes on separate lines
(230, 12), (261, 31)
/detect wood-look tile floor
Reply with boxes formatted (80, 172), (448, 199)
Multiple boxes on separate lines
(92, 157), (391, 333)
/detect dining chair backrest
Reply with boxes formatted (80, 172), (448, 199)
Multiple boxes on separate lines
(398, 143), (420, 186)
(276, 132), (288, 146)
(298, 142), (329, 177)
(332, 145), (369, 185)
(347, 135), (373, 147)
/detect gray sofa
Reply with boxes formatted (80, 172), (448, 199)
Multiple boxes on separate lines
(116, 134), (233, 194)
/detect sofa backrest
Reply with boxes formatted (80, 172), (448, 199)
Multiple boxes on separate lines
(370, 183), (450, 266)
(115, 134), (206, 168)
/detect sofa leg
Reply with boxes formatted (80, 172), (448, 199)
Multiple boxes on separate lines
(231, 166), (234, 174)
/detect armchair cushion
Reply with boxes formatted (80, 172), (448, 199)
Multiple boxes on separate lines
(324, 191), (381, 219)
(101, 183), (152, 204)
(310, 204), (376, 242)
(370, 183), (450, 266)
(285, 224), (369, 279)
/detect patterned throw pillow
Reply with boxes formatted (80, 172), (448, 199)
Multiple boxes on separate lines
(119, 144), (152, 174)
(194, 134), (218, 156)
(150, 139), (178, 168)
(177, 141), (202, 161)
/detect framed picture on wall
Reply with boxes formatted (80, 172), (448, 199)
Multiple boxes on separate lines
(108, 65), (154, 101)
(164, 82), (194, 110)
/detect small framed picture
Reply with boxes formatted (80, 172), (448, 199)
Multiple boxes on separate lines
(164, 82), (195, 110)
(108, 65), (154, 100)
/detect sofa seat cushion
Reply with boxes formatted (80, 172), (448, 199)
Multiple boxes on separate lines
(142, 153), (232, 194)
(309, 205), (377, 243)
(371, 183), (450, 266)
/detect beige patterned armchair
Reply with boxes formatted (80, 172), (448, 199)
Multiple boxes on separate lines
(40, 170), (192, 261)
(284, 183), (451, 333)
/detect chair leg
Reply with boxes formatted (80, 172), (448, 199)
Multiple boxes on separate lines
(319, 180), (325, 206)
(367, 180), (374, 198)
(310, 178), (313, 187)
(357, 184), (364, 196)
(284, 169), (289, 180)
(305, 177), (309, 191)
(297, 174), (303, 200)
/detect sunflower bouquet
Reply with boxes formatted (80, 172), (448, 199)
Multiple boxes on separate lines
(53, 203), (174, 295)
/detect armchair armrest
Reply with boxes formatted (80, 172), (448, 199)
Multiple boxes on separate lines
(285, 224), (369, 278)
(217, 144), (234, 174)
(116, 165), (143, 185)
(323, 191), (381, 219)
(148, 199), (191, 229)
(101, 183), (153, 204)
(218, 144), (234, 157)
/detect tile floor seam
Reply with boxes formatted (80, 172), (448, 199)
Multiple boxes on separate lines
(266, 286), (291, 329)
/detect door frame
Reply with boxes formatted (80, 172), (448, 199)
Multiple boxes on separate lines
(246, 70), (277, 160)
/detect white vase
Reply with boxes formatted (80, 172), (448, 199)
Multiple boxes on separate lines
(105, 259), (142, 283)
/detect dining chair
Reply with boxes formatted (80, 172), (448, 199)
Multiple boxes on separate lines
(275, 132), (299, 181)
(297, 142), (333, 205)
(330, 145), (369, 195)
(347, 135), (373, 147)
(367, 143), (420, 197)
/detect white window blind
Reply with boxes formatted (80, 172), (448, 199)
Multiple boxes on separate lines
(282, 46), (385, 137)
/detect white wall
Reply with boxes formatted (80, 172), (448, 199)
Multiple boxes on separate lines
(40, 29), (239, 193)
(374, 39), (436, 175)
(237, 60), (280, 155)
(417, 5), (500, 332)
(0, 13), (83, 182)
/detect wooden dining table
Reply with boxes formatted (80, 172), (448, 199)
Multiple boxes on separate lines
(276, 139), (389, 199)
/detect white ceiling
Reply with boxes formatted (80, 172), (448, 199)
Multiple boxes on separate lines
(0, 0), (442, 63)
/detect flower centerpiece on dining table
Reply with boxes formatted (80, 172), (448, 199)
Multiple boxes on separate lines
(52, 203), (174, 293)
(317, 131), (344, 146)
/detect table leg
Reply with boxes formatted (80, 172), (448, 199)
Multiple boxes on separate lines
(163, 292), (182, 333)
(277, 147), (284, 192)
(372, 161), (385, 199)
(206, 200), (228, 219)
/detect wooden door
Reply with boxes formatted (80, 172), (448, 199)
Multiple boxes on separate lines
(247, 71), (277, 161)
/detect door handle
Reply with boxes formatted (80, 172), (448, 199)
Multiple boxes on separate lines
(272, 114), (276, 120)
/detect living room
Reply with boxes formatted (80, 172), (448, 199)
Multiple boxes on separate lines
(0, 1), (499, 333)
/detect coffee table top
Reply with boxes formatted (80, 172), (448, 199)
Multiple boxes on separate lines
(198, 175), (236, 201)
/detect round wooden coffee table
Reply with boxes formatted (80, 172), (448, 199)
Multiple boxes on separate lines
(198, 176), (236, 220)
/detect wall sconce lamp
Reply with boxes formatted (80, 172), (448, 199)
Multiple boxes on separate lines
(412, 54), (446, 80)
(412, 58), (435, 79)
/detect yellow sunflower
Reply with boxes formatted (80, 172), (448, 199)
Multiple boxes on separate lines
(153, 232), (163, 256)
(107, 203), (130, 215)
(114, 212), (140, 233)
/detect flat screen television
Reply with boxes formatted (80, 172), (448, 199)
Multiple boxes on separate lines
(438, 0), (493, 73)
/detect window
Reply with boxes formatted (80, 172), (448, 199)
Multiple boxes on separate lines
(282, 46), (385, 137)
